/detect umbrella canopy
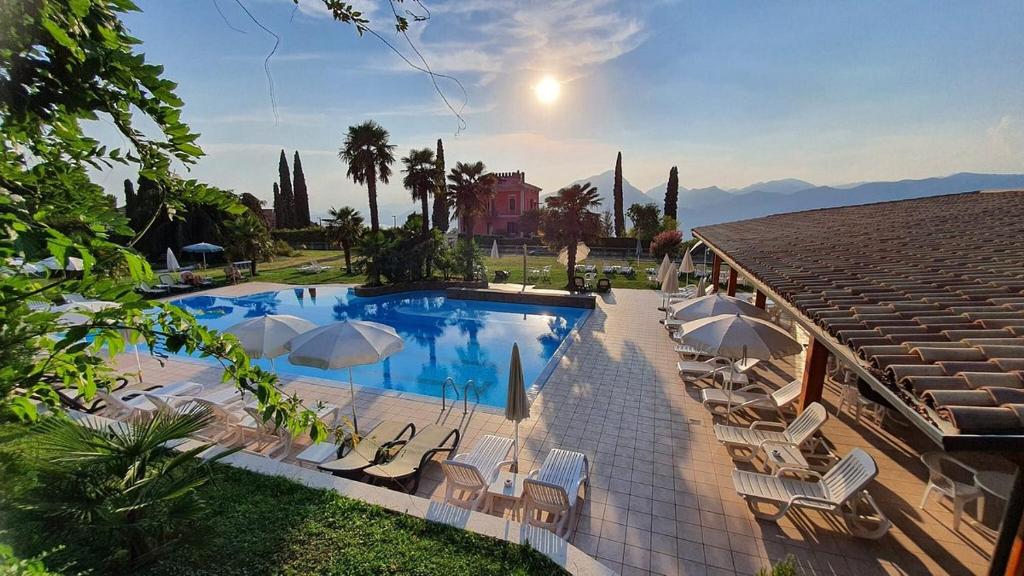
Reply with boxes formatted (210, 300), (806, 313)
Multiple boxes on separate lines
(181, 242), (224, 254)
(676, 313), (802, 360)
(655, 254), (671, 282)
(680, 248), (696, 274)
(166, 248), (180, 272)
(505, 342), (531, 471)
(35, 256), (85, 271)
(556, 242), (591, 266)
(660, 262), (679, 294)
(490, 240), (499, 259)
(695, 276), (708, 297)
(286, 320), (404, 431)
(226, 314), (317, 360)
(669, 293), (770, 322)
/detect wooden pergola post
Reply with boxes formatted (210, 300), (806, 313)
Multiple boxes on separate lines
(755, 290), (767, 309)
(992, 467), (1024, 575)
(710, 253), (722, 293)
(799, 337), (829, 411)
(727, 268), (738, 297)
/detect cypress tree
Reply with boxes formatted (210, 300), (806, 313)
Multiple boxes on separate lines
(613, 151), (624, 237)
(431, 138), (449, 231)
(272, 182), (282, 229)
(665, 166), (679, 222)
(277, 149), (294, 228)
(292, 151), (311, 227)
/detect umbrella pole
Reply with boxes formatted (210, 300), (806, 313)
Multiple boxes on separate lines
(348, 366), (359, 434)
(133, 344), (143, 383)
(513, 421), (520, 473)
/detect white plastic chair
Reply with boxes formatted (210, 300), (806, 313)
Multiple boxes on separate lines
(191, 398), (246, 445)
(440, 435), (514, 511)
(714, 402), (827, 462)
(521, 449), (590, 540)
(701, 379), (802, 419)
(240, 406), (292, 460)
(919, 452), (982, 531)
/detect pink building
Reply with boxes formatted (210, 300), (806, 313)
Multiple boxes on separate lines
(459, 171), (541, 237)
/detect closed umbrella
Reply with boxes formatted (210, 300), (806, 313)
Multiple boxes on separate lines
(166, 248), (180, 272)
(505, 342), (531, 472)
(680, 248), (695, 287)
(655, 254), (671, 283)
(660, 262), (679, 313)
(695, 276), (708, 297)
(490, 240), (500, 259)
(286, 321), (404, 431)
(226, 314), (317, 368)
(181, 242), (224, 267)
(669, 293), (771, 322)
(635, 238), (642, 261)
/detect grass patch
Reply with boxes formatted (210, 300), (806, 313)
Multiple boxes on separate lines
(0, 424), (566, 576)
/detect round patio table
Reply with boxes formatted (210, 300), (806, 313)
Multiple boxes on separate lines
(976, 470), (1015, 518)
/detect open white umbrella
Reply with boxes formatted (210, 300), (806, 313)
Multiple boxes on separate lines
(490, 239), (499, 259)
(676, 313), (801, 361)
(35, 256), (84, 272)
(181, 242), (224, 267)
(680, 248), (696, 286)
(655, 254), (671, 283)
(226, 314), (317, 368)
(286, 320), (404, 431)
(166, 248), (180, 272)
(505, 342), (531, 472)
(669, 293), (771, 322)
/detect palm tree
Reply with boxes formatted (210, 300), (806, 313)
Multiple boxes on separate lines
(339, 120), (395, 233)
(401, 148), (437, 241)
(539, 182), (603, 291)
(447, 161), (496, 238)
(326, 206), (364, 274)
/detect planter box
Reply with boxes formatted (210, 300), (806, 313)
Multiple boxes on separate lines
(353, 280), (488, 297)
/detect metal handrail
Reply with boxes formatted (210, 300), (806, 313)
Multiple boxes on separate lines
(463, 379), (480, 415)
(441, 377), (459, 412)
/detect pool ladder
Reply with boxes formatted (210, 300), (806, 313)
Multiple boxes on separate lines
(441, 377), (481, 415)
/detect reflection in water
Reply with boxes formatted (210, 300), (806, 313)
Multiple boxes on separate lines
(170, 288), (586, 408)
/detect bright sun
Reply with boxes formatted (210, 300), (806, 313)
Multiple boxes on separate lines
(534, 76), (561, 104)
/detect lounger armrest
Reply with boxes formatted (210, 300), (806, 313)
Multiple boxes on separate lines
(789, 495), (840, 509)
(757, 439), (801, 451)
(527, 468), (540, 478)
(734, 383), (773, 395)
(749, 420), (787, 431)
(495, 459), (516, 471)
(775, 467), (822, 481)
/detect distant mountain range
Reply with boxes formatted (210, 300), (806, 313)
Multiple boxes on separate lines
(552, 172), (1024, 232)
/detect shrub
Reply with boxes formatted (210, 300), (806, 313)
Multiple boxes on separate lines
(756, 555), (798, 576)
(272, 239), (295, 257)
(650, 229), (683, 259)
(270, 227), (329, 245)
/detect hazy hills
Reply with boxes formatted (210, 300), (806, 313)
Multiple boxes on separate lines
(552, 172), (1024, 231)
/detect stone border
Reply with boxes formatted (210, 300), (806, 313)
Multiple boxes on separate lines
(446, 287), (596, 309)
(354, 280), (487, 297)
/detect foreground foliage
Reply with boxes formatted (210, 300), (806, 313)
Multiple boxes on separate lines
(0, 423), (566, 576)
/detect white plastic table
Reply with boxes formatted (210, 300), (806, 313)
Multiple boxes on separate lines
(762, 441), (809, 474)
(487, 471), (527, 519)
(296, 442), (340, 469)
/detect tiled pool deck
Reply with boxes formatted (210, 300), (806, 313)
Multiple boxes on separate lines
(121, 282), (999, 575)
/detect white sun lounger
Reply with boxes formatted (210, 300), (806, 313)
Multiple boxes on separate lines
(714, 402), (827, 462)
(441, 434), (514, 511)
(701, 379), (802, 419)
(677, 357), (759, 385)
(522, 449), (590, 540)
(732, 448), (891, 539)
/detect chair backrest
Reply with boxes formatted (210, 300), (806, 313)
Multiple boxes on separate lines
(244, 405), (281, 435)
(158, 273), (174, 284)
(523, 478), (571, 512)
(772, 380), (803, 407)
(96, 390), (131, 412)
(440, 460), (486, 490)
(192, 398), (235, 422)
(393, 425), (452, 465)
(783, 402), (828, 445)
(822, 448), (878, 504)
(144, 393), (177, 414)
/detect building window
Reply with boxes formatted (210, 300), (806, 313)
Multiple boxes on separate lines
(508, 196), (516, 214)
(507, 221), (517, 235)
(530, 199), (538, 210)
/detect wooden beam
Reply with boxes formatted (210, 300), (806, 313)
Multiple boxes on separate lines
(755, 290), (767, 309)
(799, 337), (829, 411)
(993, 467), (1024, 576)
(710, 254), (722, 293)
(727, 268), (738, 297)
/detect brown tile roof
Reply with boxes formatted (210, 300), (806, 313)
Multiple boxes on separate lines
(693, 190), (1024, 436)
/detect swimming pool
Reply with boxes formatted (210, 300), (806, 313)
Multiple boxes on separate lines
(170, 287), (589, 408)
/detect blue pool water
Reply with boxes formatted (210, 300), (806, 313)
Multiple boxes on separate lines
(170, 288), (588, 408)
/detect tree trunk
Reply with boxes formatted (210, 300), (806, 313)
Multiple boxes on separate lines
(368, 168), (380, 232)
(342, 242), (352, 274)
(566, 244), (577, 292)
(421, 191), (431, 277)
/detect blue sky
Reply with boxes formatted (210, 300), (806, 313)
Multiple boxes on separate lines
(100, 0), (1024, 220)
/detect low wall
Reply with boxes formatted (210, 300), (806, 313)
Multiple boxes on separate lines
(446, 288), (596, 309)
(353, 280), (487, 297)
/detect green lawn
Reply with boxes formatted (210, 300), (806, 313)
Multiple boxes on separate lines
(0, 424), (566, 576)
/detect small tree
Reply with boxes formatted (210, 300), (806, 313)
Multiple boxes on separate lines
(613, 152), (624, 236)
(664, 166), (679, 222)
(222, 211), (272, 275)
(627, 202), (662, 242)
(326, 206), (365, 274)
(448, 161), (497, 245)
(539, 183), (603, 291)
(600, 210), (614, 236)
(277, 150), (294, 229)
(650, 229), (683, 259)
(293, 151), (311, 227)
(520, 207), (543, 237)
